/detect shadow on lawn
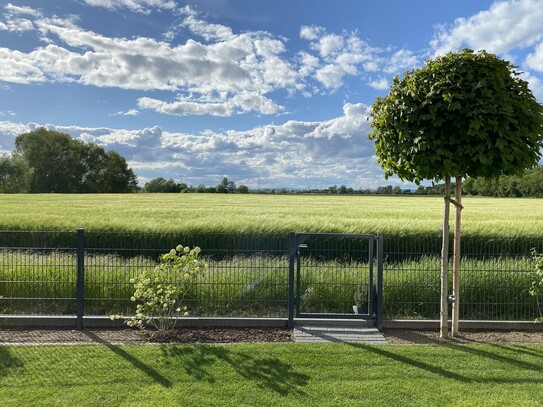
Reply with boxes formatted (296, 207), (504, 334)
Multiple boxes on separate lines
(0, 346), (23, 376)
(347, 340), (543, 385)
(162, 345), (309, 396)
(82, 331), (173, 388)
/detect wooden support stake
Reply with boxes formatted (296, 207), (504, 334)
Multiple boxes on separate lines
(452, 176), (462, 337)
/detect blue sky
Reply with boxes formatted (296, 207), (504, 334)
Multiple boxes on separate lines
(0, 0), (542, 189)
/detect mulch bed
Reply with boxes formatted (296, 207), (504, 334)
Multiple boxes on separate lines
(0, 327), (294, 344)
(382, 328), (543, 344)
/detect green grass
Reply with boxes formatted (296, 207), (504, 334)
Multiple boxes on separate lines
(1, 342), (543, 406)
(1, 193), (542, 237)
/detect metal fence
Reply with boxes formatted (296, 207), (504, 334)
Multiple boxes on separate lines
(0, 230), (542, 324)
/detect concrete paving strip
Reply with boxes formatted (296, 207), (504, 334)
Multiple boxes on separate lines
(294, 325), (388, 344)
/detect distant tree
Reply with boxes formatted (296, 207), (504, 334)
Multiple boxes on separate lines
(15, 128), (86, 192)
(328, 185), (338, 194)
(0, 155), (30, 193)
(144, 177), (181, 193)
(237, 185), (249, 193)
(13, 128), (137, 193)
(463, 166), (543, 198)
(217, 177), (237, 193)
(178, 182), (189, 193)
(194, 184), (206, 193)
(84, 149), (137, 193)
(370, 49), (543, 337)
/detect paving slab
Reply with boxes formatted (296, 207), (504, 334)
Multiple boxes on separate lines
(294, 322), (388, 344)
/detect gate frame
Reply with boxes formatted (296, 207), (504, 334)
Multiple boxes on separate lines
(287, 232), (383, 328)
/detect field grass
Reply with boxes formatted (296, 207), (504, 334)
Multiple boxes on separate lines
(1, 193), (542, 237)
(1, 342), (543, 406)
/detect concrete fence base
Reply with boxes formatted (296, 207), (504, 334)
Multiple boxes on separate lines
(1, 315), (542, 331)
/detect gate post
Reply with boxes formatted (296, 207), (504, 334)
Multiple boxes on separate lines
(76, 228), (85, 329)
(288, 232), (296, 328)
(376, 234), (384, 329)
(287, 232), (296, 328)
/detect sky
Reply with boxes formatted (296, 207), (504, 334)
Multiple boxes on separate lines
(0, 0), (542, 190)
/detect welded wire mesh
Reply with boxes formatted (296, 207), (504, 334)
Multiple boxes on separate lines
(381, 235), (543, 320)
(1, 230), (542, 321)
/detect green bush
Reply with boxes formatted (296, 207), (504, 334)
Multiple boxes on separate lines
(113, 245), (206, 334)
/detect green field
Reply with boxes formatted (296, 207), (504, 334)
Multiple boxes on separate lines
(1, 342), (543, 406)
(1, 193), (542, 237)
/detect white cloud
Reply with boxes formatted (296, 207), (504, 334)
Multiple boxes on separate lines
(82, 0), (176, 14)
(0, 102), (379, 188)
(0, 110), (16, 117)
(111, 109), (140, 116)
(299, 25), (325, 41)
(384, 49), (419, 74)
(313, 34), (344, 58)
(525, 42), (543, 72)
(138, 91), (283, 116)
(520, 72), (543, 102)
(0, 3), (41, 32)
(300, 28), (375, 90)
(368, 78), (389, 90)
(431, 0), (543, 56)
(0, 5), (303, 116)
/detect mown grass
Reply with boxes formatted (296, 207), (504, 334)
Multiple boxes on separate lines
(1, 342), (543, 406)
(1, 251), (538, 320)
(1, 194), (542, 237)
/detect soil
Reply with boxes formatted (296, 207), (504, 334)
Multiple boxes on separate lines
(1, 327), (542, 345)
(382, 328), (543, 344)
(0, 327), (294, 345)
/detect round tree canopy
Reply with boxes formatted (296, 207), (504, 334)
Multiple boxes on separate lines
(369, 49), (543, 183)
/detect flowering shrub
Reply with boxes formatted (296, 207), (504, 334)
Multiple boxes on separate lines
(112, 245), (205, 333)
(529, 250), (543, 322)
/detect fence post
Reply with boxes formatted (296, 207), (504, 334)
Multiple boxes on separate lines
(288, 232), (296, 328)
(376, 234), (384, 329)
(76, 228), (85, 329)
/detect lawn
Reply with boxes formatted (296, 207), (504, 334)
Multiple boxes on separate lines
(1, 193), (542, 237)
(1, 342), (542, 406)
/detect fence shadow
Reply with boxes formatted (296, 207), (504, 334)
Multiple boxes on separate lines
(161, 345), (309, 396)
(82, 331), (172, 387)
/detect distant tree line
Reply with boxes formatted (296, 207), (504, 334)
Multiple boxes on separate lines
(463, 166), (543, 197)
(0, 128), (138, 193)
(144, 176), (249, 194)
(143, 167), (543, 197)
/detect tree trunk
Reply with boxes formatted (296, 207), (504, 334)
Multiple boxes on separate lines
(452, 176), (463, 337)
(440, 176), (451, 339)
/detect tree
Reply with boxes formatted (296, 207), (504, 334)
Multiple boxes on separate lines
(370, 49), (543, 338)
(144, 177), (182, 193)
(0, 155), (30, 193)
(13, 128), (138, 193)
(237, 184), (249, 193)
(217, 177), (236, 193)
(15, 128), (86, 192)
(82, 147), (137, 193)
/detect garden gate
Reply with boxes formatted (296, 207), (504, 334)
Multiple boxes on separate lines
(288, 232), (383, 328)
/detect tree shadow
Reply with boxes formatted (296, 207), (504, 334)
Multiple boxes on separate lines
(82, 331), (172, 387)
(506, 344), (543, 359)
(442, 342), (543, 371)
(345, 341), (472, 383)
(0, 346), (23, 377)
(161, 345), (309, 396)
(346, 336), (543, 385)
